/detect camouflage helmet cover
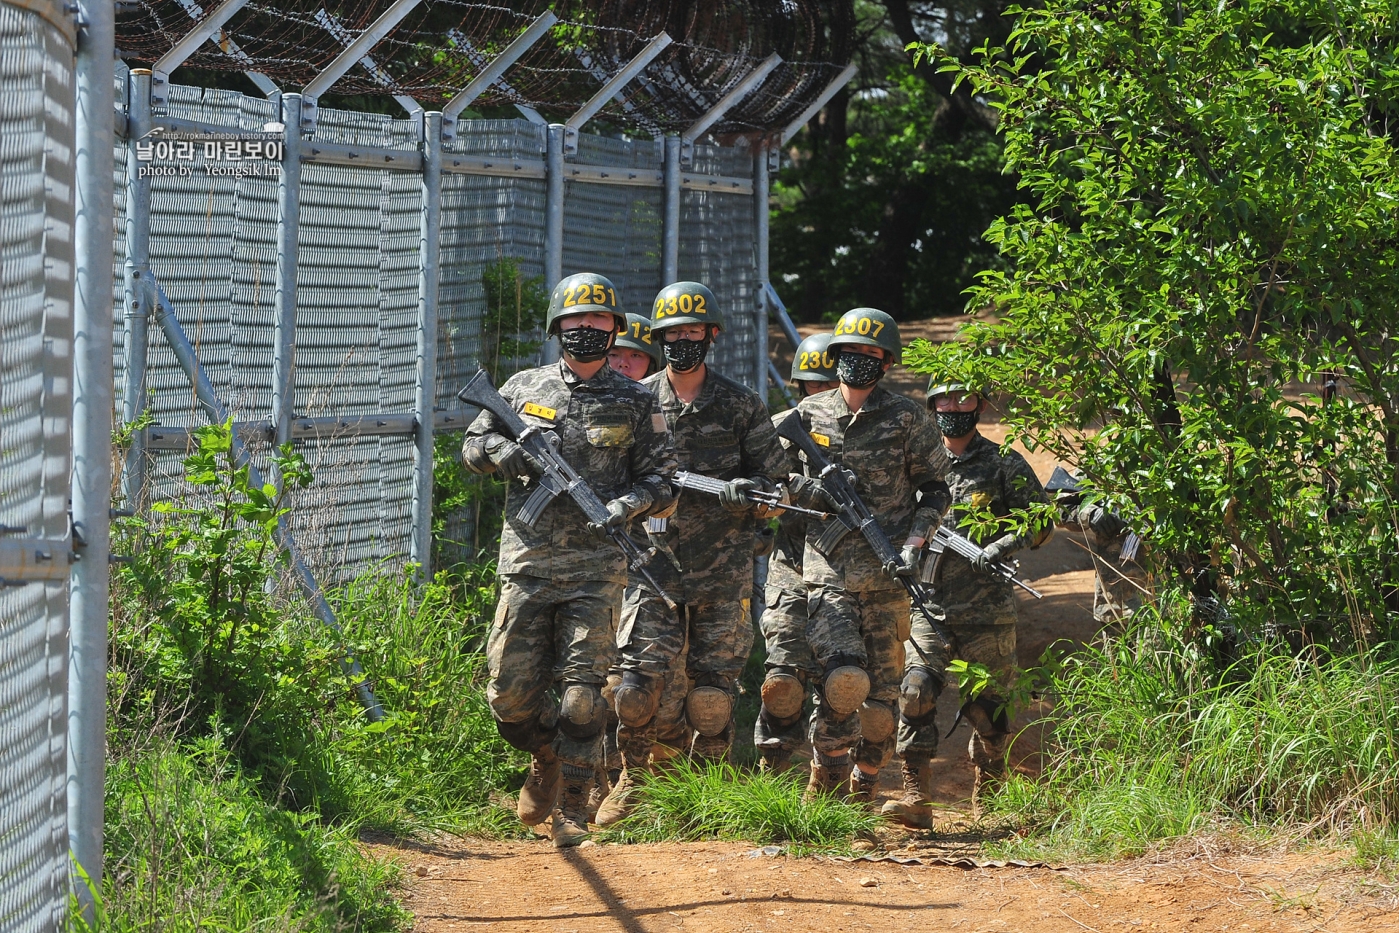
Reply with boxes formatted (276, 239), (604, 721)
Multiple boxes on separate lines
(546, 272), (626, 334)
(828, 307), (901, 359)
(650, 280), (723, 333)
(791, 332), (838, 383)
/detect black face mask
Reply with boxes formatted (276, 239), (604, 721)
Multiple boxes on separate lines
(663, 337), (709, 373)
(558, 325), (615, 362)
(836, 351), (884, 389)
(936, 410), (980, 439)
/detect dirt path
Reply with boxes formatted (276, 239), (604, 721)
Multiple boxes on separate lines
(371, 320), (1396, 930)
(372, 836), (1396, 932)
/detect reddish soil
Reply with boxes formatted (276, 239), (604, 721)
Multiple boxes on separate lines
(367, 318), (1398, 930)
(373, 837), (1397, 932)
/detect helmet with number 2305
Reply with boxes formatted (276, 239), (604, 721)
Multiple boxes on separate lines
(791, 332), (838, 383)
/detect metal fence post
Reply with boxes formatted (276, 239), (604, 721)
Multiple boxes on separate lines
(411, 112), (442, 579)
(71, 0), (116, 915)
(754, 146), (771, 395)
(273, 93), (303, 445)
(542, 123), (564, 363)
(121, 69), (153, 506)
(663, 134), (680, 284)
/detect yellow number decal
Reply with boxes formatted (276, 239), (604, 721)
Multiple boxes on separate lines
(592, 284), (606, 304)
(631, 321), (641, 338)
(871, 320), (884, 337)
(665, 296), (678, 315)
(693, 294), (707, 314)
(679, 294), (693, 313)
(562, 286), (575, 307)
(823, 351), (836, 368)
(653, 297), (666, 316)
(857, 316), (871, 335)
(607, 287), (616, 306)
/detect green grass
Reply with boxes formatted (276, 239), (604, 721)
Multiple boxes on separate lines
(604, 758), (880, 854)
(96, 735), (407, 932)
(983, 618), (1399, 863)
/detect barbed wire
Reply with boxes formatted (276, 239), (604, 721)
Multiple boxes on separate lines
(116, 0), (854, 136)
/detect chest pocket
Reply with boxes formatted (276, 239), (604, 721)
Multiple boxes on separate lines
(585, 414), (635, 448)
(685, 425), (740, 474)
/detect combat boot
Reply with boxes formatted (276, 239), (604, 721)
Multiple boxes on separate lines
(970, 732), (1007, 814)
(584, 767), (611, 824)
(803, 751), (852, 801)
(552, 764), (594, 848)
(516, 748), (561, 826)
(881, 758), (933, 828)
(595, 745), (649, 827)
(847, 767), (879, 806)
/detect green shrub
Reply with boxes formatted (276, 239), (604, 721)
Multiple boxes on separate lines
(986, 615), (1399, 861)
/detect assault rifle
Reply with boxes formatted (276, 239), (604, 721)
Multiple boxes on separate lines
(673, 470), (832, 520)
(458, 370), (676, 609)
(774, 411), (954, 656)
(930, 525), (1043, 598)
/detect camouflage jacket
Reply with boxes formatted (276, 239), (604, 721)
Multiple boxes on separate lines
(464, 361), (676, 583)
(786, 386), (949, 593)
(765, 409), (806, 595)
(641, 367), (788, 604)
(929, 431), (1050, 606)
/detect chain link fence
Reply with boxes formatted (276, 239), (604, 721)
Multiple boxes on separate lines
(0, 0), (77, 928)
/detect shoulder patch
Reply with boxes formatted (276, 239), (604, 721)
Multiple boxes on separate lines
(523, 402), (557, 421)
(652, 412), (668, 433)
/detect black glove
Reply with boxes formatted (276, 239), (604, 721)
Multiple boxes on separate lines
(491, 441), (534, 481)
(884, 543), (921, 581)
(972, 538), (1012, 574)
(588, 498), (631, 540)
(719, 478), (758, 513)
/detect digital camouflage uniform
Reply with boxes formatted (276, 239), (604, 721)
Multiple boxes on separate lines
(786, 387), (950, 773)
(751, 410), (819, 764)
(615, 368), (788, 762)
(463, 360), (675, 774)
(903, 432), (1049, 772)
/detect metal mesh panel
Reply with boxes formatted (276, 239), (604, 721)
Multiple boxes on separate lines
(437, 122), (546, 407)
(0, 4), (75, 930)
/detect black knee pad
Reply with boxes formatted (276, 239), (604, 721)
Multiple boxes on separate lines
(495, 717), (556, 753)
(899, 665), (944, 729)
(613, 670), (658, 728)
(558, 683), (605, 740)
(960, 693), (1010, 737)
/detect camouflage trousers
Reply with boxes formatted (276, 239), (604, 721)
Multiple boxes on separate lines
(616, 591), (754, 761)
(899, 585), (1017, 769)
(487, 574), (621, 769)
(753, 585), (817, 755)
(806, 585), (908, 770)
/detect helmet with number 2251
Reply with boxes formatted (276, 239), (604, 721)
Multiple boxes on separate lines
(546, 272), (626, 335)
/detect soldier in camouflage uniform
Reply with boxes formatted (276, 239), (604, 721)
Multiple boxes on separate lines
(1047, 468), (1148, 629)
(595, 281), (788, 826)
(608, 312), (662, 381)
(883, 380), (1052, 827)
(783, 308), (952, 804)
(462, 272), (676, 847)
(753, 332), (840, 773)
